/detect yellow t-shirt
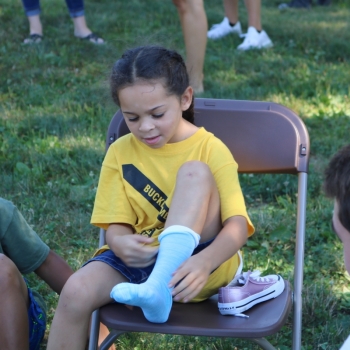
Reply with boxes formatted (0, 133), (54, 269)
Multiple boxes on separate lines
(91, 127), (254, 301)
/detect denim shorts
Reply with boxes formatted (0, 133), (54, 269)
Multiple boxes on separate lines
(84, 239), (213, 284)
(27, 286), (46, 350)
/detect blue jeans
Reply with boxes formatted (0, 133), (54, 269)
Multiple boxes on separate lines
(21, 0), (85, 18)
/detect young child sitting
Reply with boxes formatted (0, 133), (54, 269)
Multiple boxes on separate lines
(324, 144), (350, 274)
(47, 45), (254, 349)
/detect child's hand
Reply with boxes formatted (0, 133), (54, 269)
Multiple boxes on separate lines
(111, 234), (159, 268)
(168, 254), (212, 303)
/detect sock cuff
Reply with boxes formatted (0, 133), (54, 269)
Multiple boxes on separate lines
(159, 225), (200, 247)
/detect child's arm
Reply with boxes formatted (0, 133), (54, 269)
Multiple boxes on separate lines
(35, 250), (74, 294)
(106, 223), (159, 268)
(169, 215), (248, 302)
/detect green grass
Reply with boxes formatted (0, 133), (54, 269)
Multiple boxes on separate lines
(1, 0), (350, 348)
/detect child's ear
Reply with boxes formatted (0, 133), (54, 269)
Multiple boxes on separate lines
(181, 86), (193, 111)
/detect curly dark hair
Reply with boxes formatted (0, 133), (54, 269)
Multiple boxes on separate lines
(110, 45), (194, 124)
(324, 144), (350, 232)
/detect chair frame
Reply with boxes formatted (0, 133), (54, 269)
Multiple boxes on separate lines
(88, 98), (310, 350)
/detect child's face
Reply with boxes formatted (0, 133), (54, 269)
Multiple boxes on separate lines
(119, 81), (193, 149)
(333, 201), (350, 275)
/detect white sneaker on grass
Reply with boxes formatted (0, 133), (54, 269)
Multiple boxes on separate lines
(237, 26), (273, 51)
(207, 17), (242, 40)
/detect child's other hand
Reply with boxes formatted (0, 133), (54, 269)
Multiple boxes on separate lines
(112, 235), (158, 268)
(169, 254), (211, 303)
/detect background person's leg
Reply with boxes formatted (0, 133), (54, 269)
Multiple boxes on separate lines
(65, 0), (104, 43)
(224, 0), (239, 24)
(0, 254), (30, 349)
(26, 15), (43, 36)
(65, 0), (84, 19)
(238, 0), (273, 50)
(173, 0), (207, 93)
(21, 0), (41, 23)
(245, 0), (261, 31)
(21, 0), (43, 43)
(207, 0), (242, 41)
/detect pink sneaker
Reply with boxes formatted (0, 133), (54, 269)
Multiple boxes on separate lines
(218, 271), (285, 316)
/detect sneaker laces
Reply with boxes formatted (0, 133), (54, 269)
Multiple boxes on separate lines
(237, 270), (261, 284)
(251, 275), (273, 282)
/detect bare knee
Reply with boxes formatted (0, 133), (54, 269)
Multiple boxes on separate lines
(177, 161), (213, 188)
(0, 254), (21, 288)
(57, 272), (95, 316)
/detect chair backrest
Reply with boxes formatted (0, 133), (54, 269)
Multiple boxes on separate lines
(105, 98), (309, 174)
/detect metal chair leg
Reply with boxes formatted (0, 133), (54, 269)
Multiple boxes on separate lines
(88, 309), (100, 350)
(251, 338), (277, 350)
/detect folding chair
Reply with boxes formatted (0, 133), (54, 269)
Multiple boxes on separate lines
(89, 98), (310, 350)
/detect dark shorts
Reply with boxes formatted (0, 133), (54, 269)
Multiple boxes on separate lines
(83, 239), (213, 284)
(27, 286), (46, 350)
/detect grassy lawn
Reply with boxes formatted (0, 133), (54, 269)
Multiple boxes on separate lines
(1, 0), (350, 348)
